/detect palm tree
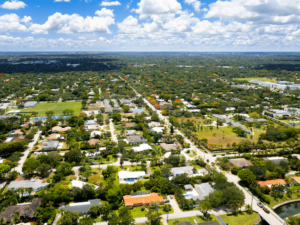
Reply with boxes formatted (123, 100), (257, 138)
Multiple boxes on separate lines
(17, 187), (26, 198)
(245, 204), (252, 213)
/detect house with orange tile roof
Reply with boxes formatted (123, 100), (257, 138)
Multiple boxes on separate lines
(257, 179), (286, 188)
(291, 177), (300, 185)
(123, 193), (164, 208)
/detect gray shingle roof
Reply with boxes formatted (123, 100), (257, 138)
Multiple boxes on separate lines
(192, 183), (215, 201)
(0, 198), (41, 221)
(8, 179), (49, 191)
(62, 199), (101, 214)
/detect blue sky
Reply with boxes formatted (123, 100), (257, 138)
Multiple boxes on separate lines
(1, 0), (300, 51)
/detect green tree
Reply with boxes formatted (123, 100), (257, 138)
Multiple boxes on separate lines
(0, 164), (10, 178)
(79, 216), (93, 225)
(118, 206), (134, 225)
(111, 113), (121, 122)
(198, 200), (212, 217)
(122, 105), (130, 113)
(237, 169), (256, 185)
(88, 205), (100, 217)
(100, 202), (111, 220)
(22, 158), (40, 176)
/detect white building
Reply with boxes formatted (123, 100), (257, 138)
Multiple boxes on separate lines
(150, 127), (164, 133)
(132, 143), (152, 152)
(118, 171), (146, 183)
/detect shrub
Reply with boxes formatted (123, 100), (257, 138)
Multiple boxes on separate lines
(231, 166), (240, 175)
(261, 195), (271, 204)
(141, 207), (145, 211)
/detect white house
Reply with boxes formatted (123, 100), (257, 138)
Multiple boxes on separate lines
(118, 171), (146, 183)
(132, 143), (152, 152)
(150, 127), (164, 133)
(91, 130), (101, 138)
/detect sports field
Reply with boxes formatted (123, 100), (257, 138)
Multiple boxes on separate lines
(21, 102), (81, 116)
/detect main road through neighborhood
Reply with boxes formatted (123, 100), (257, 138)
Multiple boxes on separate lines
(117, 75), (286, 225)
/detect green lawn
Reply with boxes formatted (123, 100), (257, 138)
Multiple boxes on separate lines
(130, 205), (174, 218)
(220, 211), (260, 225)
(167, 215), (220, 225)
(21, 102), (81, 116)
(267, 191), (300, 208)
(193, 126), (263, 148)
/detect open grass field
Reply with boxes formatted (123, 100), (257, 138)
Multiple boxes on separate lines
(178, 116), (213, 125)
(167, 215), (220, 225)
(233, 77), (275, 82)
(194, 126), (264, 148)
(220, 211), (260, 225)
(20, 102), (81, 116)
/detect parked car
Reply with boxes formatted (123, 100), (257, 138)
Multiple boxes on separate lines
(170, 195), (173, 199)
(263, 207), (270, 213)
(221, 154), (225, 156)
(164, 199), (170, 203)
(212, 154), (217, 157)
(257, 202), (263, 208)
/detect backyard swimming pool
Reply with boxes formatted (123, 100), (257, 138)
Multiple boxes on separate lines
(184, 194), (193, 198)
(125, 180), (135, 183)
(57, 143), (63, 149)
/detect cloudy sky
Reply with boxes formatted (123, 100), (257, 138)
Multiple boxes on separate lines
(1, 0), (300, 51)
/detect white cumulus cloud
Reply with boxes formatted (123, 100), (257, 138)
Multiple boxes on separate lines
(100, 1), (121, 6)
(133, 0), (182, 19)
(184, 0), (201, 12)
(29, 11), (115, 35)
(1, 0), (26, 10)
(0, 13), (30, 34)
(95, 8), (114, 17)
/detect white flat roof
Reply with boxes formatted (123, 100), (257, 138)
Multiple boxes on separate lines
(118, 171), (146, 179)
(132, 143), (152, 152)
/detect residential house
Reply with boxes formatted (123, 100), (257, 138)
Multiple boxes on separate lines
(60, 199), (101, 216)
(118, 171), (146, 183)
(126, 130), (140, 136)
(42, 140), (59, 151)
(291, 177), (300, 186)
(85, 125), (100, 131)
(192, 183), (215, 201)
(4, 136), (19, 144)
(91, 130), (101, 138)
(88, 139), (99, 146)
(229, 158), (252, 169)
(170, 166), (193, 177)
(8, 178), (49, 192)
(262, 157), (288, 165)
(184, 184), (193, 192)
(0, 198), (42, 221)
(48, 133), (62, 141)
(148, 121), (161, 127)
(160, 143), (182, 151)
(257, 179), (286, 188)
(125, 123), (136, 128)
(132, 143), (152, 152)
(150, 127), (164, 133)
(127, 136), (147, 145)
(123, 193), (164, 208)
(51, 126), (71, 133)
(292, 154), (300, 161)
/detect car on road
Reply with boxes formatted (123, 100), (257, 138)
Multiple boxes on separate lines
(212, 154), (217, 157)
(257, 202), (263, 208)
(221, 154), (225, 156)
(263, 207), (270, 213)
